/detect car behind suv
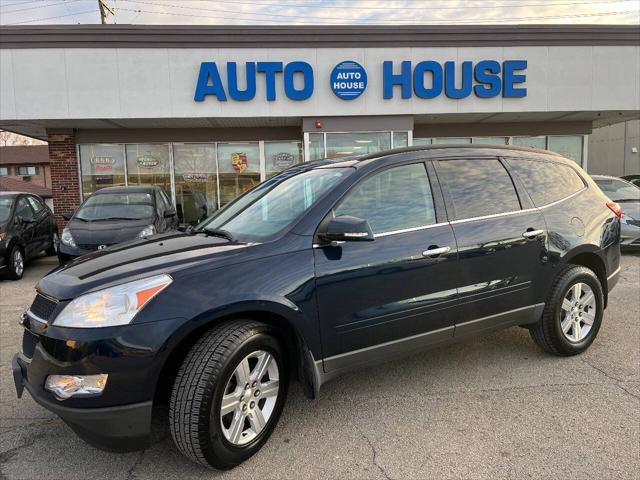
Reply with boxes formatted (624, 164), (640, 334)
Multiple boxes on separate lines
(1, 192), (58, 280)
(12, 145), (621, 469)
(58, 185), (178, 262)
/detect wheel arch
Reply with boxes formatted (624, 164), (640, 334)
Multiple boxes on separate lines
(560, 248), (608, 307)
(153, 305), (319, 408)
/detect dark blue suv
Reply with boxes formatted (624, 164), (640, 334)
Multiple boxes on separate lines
(12, 145), (621, 469)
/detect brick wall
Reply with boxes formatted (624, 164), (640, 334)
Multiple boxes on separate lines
(47, 130), (80, 231)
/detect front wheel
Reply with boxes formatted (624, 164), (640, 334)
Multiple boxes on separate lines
(530, 265), (604, 356)
(169, 320), (287, 470)
(6, 245), (25, 280)
(45, 231), (59, 256)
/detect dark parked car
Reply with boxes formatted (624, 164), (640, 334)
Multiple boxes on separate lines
(13, 145), (621, 469)
(592, 175), (640, 248)
(58, 186), (178, 262)
(621, 174), (640, 187)
(0, 192), (58, 280)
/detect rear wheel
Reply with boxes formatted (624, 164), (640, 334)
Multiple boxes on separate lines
(169, 320), (287, 469)
(7, 245), (25, 280)
(530, 265), (604, 356)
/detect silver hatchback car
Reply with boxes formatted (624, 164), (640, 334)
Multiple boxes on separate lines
(592, 175), (640, 248)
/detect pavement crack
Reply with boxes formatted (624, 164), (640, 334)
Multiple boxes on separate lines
(580, 358), (640, 402)
(357, 428), (393, 480)
(126, 451), (145, 480)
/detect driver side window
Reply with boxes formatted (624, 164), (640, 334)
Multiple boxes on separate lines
(335, 163), (436, 234)
(15, 198), (35, 221)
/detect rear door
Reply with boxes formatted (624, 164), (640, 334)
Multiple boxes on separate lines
(13, 196), (38, 257)
(314, 161), (459, 372)
(434, 157), (549, 337)
(25, 196), (50, 251)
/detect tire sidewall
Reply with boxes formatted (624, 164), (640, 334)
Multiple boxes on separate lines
(202, 327), (287, 468)
(8, 245), (24, 280)
(551, 269), (604, 353)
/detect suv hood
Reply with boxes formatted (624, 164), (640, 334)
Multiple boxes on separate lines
(38, 231), (254, 300)
(68, 218), (153, 246)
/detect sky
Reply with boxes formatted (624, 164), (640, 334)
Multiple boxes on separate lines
(0, 0), (639, 26)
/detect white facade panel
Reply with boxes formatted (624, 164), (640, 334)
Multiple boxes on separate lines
(1, 45), (638, 121)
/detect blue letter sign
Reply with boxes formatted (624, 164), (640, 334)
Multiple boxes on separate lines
(330, 61), (367, 100)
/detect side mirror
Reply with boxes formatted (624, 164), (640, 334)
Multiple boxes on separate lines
(320, 215), (374, 243)
(62, 212), (73, 221)
(164, 208), (177, 218)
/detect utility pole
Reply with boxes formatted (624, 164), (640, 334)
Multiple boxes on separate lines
(98, 0), (115, 24)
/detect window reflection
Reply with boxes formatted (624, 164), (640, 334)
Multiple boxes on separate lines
(125, 144), (171, 195)
(217, 142), (261, 207)
(173, 143), (218, 226)
(265, 141), (303, 178)
(326, 132), (391, 158)
(79, 144), (126, 198)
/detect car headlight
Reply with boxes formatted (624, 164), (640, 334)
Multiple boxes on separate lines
(53, 274), (173, 328)
(61, 226), (76, 247)
(137, 225), (156, 238)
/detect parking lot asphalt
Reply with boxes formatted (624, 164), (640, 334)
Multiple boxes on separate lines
(1, 254), (639, 480)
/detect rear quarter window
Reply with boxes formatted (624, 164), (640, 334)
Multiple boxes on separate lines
(508, 159), (585, 207)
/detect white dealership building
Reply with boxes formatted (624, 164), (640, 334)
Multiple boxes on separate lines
(0, 25), (638, 227)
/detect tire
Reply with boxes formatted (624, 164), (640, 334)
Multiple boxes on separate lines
(45, 231), (59, 256)
(6, 245), (25, 280)
(169, 320), (288, 470)
(530, 265), (604, 356)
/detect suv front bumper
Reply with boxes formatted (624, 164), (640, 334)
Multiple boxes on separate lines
(13, 353), (152, 452)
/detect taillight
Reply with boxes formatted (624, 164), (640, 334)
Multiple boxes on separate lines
(606, 201), (623, 218)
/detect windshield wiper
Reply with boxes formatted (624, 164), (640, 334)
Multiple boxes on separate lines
(200, 228), (235, 242)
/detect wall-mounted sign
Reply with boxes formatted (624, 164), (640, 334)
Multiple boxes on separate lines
(330, 61), (367, 100)
(231, 152), (248, 173)
(182, 173), (208, 182)
(273, 152), (295, 168)
(136, 155), (160, 169)
(90, 156), (116, 171)
(195, 59), (527, 102)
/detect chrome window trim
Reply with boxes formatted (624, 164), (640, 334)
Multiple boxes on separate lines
(374, 222), (447, 238)
(538, 186), (587, 210)
(449, 186), (588, 224)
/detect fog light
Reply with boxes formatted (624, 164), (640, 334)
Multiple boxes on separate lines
(45, 374), (108, 400)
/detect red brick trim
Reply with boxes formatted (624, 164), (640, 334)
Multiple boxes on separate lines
(47, 129), (79, 231)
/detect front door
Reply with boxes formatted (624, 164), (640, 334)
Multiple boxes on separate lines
(434, 157), (550, 337)
(314, 162), (459, 373)
(13, 197), (38, 257)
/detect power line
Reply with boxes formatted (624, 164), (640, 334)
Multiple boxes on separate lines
(6, 8), (96, 24)
(116, 5), (638, 25)
(1, 0), (82, 14)
(213, 0), (634, 10)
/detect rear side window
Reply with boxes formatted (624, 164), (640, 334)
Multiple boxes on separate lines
(508, 159), (585, 207)
(335, 163), (436, 234)
(26, 196), (44, 213)
(437, 159), (521, 220)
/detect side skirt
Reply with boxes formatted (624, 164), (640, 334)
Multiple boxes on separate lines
(312, 303), (545, 392)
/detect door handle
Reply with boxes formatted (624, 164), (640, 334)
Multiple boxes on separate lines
(522, 229), (545, 239)
(422, 246), (451, 257)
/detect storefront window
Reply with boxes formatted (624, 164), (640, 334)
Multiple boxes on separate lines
(79, 144), (126, 198)
(173, 143), (218, 226)
(473, 137), (508, 145)
(548, 135), (583, 165)
(264, 141), (303, 177)
(125, 144), (172, 198)
(309, 133), (325, 161)
(513, 136), (546, 149)
(326, 132), (391, 158)
(434, 137), (472, 144)
(217, 142), (261, 206)
(413, 138), (432, 146)
(393, 131), (409, 148)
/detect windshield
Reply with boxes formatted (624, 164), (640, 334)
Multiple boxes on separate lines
(0, 197), (13, 223)
(75, 192), (155, 221)
(594, 178), (640, 202)
(199, 167), (350, 241)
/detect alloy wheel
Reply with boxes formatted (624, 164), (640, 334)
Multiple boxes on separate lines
(219, 350), (280, 446)
(13, 249), (24, 277)
(560, 282), (596, 343)
(53, 232), (60, 252)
